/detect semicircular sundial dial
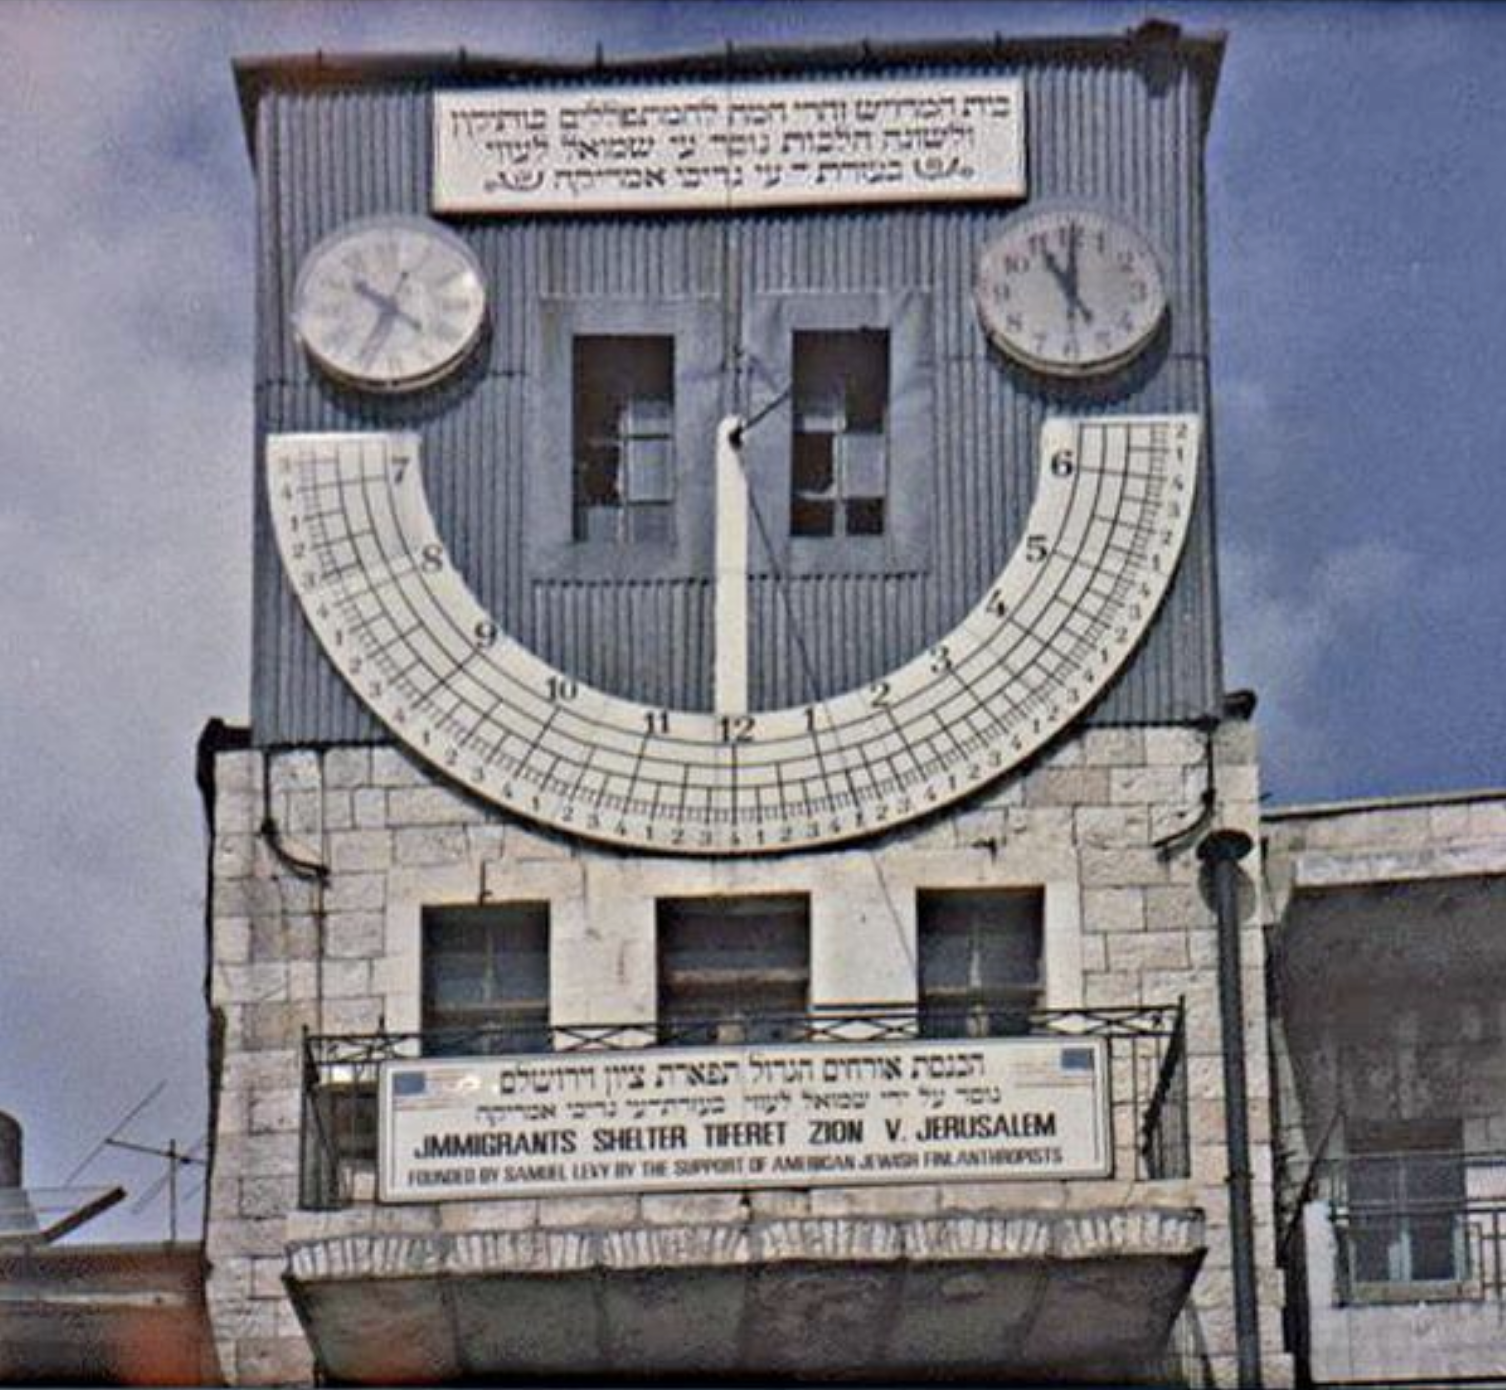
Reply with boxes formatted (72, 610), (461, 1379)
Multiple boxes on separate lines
(268, 411), (1199, 854)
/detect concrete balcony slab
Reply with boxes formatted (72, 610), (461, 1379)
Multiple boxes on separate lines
(285, 1205), (1205, 1382)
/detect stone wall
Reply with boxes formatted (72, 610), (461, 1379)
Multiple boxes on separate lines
(1265, 792), (1506, 1385)
(204, 720), (1288, 1386)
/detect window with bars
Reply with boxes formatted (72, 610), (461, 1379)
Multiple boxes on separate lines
(572, 335), (676, 544)
(917, 889), (1043, 1038)
(657, 895), (810, 1045)
(422, 903), (551, 1054)
(790, 330), (889, 538)
(1347, 1118), (1465, 1288)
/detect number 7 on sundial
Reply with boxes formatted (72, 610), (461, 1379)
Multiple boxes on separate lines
(268, 414), (1200, 854)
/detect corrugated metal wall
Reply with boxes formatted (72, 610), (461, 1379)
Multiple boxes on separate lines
(250, 50), (1221, 744)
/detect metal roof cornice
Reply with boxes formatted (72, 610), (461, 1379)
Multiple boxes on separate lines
(231, 21), (1226, 160)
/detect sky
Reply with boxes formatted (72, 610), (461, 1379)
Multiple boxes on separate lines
(1, 0), (1503, 1243)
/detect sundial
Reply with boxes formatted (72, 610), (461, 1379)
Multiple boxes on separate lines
(268, 412), (1199, 854)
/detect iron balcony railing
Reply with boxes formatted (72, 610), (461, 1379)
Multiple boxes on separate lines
(299, 1002), (1188, 1209)
(1286, 1150), (1506, 1306)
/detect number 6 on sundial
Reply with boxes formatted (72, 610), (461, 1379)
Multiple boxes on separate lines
(268, 414), (1200, 854)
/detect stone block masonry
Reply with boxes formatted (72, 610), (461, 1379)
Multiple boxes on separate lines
(203, 723), (1290, 1387)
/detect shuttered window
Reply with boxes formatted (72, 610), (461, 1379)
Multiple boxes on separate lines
(657, 895), (809, 1045)
(918, 889), (1043, 1038)
(422, 903), (550, 1053)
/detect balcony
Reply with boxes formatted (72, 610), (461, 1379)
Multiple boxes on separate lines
(299, 1004), (1190, 1210)
(285, 1005), (1201, 1382)
(1284, 1150), (1506, 1384)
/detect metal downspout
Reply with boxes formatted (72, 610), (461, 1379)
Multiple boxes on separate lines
(1199, 826), (1261, 1388)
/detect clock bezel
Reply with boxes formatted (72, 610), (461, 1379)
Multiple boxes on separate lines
(974, 204), (1169, 380)
(291, 214), (489, 395)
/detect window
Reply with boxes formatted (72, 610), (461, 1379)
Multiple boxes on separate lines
(657, 895), (809, 1045)
(790, 330), (889, 538)
(918, 889), (1043, 1038)
(302, 1082), (376, 1208)
(573, 335), (675, 543)
(422, 903), (550, 1054)
(1347, 1118), (1464, 1290)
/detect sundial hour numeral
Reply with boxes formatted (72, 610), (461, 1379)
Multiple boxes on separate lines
(473, 619), (498, 650)
(419, 542), (445, 573)
(546, 676), (578, 703)
(719, 715), (755, 744)
(1026, 534), (1050, 563)
(644, 709), (670, 735)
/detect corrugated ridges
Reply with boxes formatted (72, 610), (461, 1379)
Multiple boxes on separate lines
(250, 52), (1221, 744)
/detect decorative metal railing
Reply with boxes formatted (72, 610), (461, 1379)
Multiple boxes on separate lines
(299, 1002), (1188, 1209)
(1281, 1149), (1506, 1307)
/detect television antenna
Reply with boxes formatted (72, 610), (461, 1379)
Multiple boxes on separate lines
(108, 1132), (208, 1243)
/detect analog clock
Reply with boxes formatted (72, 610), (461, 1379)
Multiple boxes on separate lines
(975, 208), (1167, 377)
(268, 414), (1200, 855)
(292, 216), (487, 392)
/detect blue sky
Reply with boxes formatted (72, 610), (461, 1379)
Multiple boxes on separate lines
(0, 0), (1502, 1241)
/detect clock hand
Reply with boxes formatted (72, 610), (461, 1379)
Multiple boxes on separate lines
(1065, 229), (1094, 325)
(1041, 243), (1094, 326)
(352, 276), (422, 333)
(1041, 244), (1071, 295)
(357, 309), (400, 366)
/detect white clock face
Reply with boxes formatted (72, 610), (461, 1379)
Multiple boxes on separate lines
(268, 415), (1200, 855)
(292, 217), (487, 392)
(975, 209), (1167, 377)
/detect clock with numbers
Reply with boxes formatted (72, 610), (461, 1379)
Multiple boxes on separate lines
(292, 216), (488, 393)
(268, 410), (1200, 855)
(975, 208), (1168, 378)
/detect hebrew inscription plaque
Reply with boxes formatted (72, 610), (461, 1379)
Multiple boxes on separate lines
(433, 78), (1025, 213)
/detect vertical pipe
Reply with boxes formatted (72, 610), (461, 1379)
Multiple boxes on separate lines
(714, 416), (749, 716)
(1199, 827), (1260, 1387)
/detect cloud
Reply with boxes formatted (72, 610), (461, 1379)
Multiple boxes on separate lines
(1223, 537), (1428, 797)
(0, 6), (256, 1236)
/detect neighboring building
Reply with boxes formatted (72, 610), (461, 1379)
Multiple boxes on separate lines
(192, 18), (1504, 1389)
(0, 1113), (220, 1387)
(1265, 790), (1506, 1386)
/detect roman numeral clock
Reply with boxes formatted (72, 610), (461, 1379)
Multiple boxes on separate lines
(270, 193), (1199, 855)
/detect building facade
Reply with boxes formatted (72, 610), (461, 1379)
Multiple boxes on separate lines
(1268, 790), (1506, 1386)
(196, 22), (1499, 1387)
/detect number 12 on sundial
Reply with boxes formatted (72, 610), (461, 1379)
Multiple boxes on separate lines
(268, 414), (1199, 854)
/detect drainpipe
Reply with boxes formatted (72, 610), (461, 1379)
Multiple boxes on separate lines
(1198, 826), (1261, 1388)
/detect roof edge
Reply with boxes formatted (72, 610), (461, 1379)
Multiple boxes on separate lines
(1264, 786), (1506, 823)
(231, 20), (1226, 162)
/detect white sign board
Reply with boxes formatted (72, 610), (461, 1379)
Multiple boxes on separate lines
(379, 1036), (1108, 1202)
(433, 78), (1025, 214)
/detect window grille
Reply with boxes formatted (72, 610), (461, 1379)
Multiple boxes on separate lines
(572, 335), (675, 543)
(1347, 1118), (1465, 1287)
(917, 889), (1043, 1038)
(422, 903), (551, 1054)
(790, 330), (889, 538)
(657, 894), (809, 1044)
